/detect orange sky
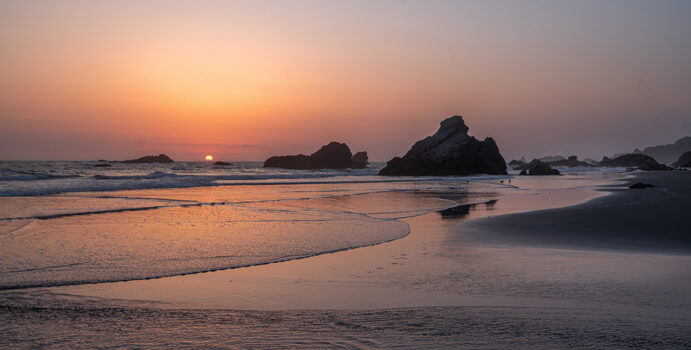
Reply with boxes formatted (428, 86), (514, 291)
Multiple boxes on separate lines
(1, 1), (690, 161)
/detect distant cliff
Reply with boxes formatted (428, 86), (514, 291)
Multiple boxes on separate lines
(633, 136), (691, 164)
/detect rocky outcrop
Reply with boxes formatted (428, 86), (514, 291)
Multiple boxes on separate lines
(263, 154), (315, 169)
(547, 156), (592, 167)
(599, 154), (671, 170)
(379, 116), (507, 176)
(263, 142), (367, 169)
(120, 154), (174, 164)
(672, 151), (691, 168)
(351, 152), (368, 168)
(508, 159), (527, 169)
(213, 161), (232, 166)
(518, 159), (560, 175)
(633, 136), (691, 164)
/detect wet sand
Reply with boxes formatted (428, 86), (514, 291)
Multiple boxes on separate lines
(463, 170), (691, 253)
(45, 171), (691, 312)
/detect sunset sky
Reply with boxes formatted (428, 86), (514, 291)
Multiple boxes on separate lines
(1, 0), (690, 161)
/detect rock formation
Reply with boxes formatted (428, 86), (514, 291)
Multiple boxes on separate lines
(351, 152), (368, 168)
(379, 116), (507, 176)
(672, 151), (691, 168)
(632, 136), (691, 164)
(213, 161), (232, 166)
(547, 156), (592, 167)
(263, 142), (367, 169)
(599, 154), (671, 170)
(518, 159), (560, 175)
(120, 154), (174, 164)
(508, 159), (527, 169)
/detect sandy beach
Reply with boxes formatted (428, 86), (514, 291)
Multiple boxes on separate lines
(3, 170), (690, 348)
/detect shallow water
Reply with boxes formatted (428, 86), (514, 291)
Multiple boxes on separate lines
(3, 165), (689, 348)
(0, 161), (510, 289)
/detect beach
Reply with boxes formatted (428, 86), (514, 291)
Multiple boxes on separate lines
(2, 167), (690, 348)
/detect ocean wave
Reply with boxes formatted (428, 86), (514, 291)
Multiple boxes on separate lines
(0, 160), (510, 196)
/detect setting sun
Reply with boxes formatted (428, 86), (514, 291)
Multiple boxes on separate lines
(205, 155), (213, 161)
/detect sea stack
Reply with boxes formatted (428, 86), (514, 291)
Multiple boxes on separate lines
(264, 142), (367, 170)
(379, 115), (507, 176)
(518, 159), (560, 175)
(120, 154), (174, 164)
(599, 154), (671, 170)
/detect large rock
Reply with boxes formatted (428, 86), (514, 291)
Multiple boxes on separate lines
(672, 151), (691, 168)
(518, 159), (560, 175)
(351, 152), (368, 168)
(379, 116), (507, 176)
(263, 142), (367, 169)
(547, 156), (592, 167)
(120, 154), (174, 164)
(599, 154), (671, 170)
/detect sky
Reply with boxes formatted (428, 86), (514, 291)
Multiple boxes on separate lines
(1, 0), (690, 161)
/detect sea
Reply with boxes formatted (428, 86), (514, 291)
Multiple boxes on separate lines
(1, 161), (689, 348)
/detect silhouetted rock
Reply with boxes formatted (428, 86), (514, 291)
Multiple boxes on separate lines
(121, 154), (174, 164)
(629, 182), (656, 189)
(547, 156), (592, 167)
(379, 116), (507, 176)
(264, 154), (316, 169)
(508, 159), (527, 169)
(263, 142), (366, 169)
(93, 163), (111, 167)
(351, 152), (368, 167)
(672, 151), (691, 168)
(518, 159), (560, 175)
(633, 136), (691, 164)
(213, 161), (232, 166)
(599, 154), (671, 170)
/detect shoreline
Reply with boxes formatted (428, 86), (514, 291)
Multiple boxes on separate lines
(30, 171), (665, 311)
(3, 170), (691, 348)
(462, 170), (691, 254)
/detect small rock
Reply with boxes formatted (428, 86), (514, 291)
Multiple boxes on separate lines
(518, 159), (560, 175)
(629, 183), (656, 189)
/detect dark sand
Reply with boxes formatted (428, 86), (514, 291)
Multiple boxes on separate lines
(464, 170), (691, 254)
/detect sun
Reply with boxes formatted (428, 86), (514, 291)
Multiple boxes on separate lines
(205, 155), (213, 161)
